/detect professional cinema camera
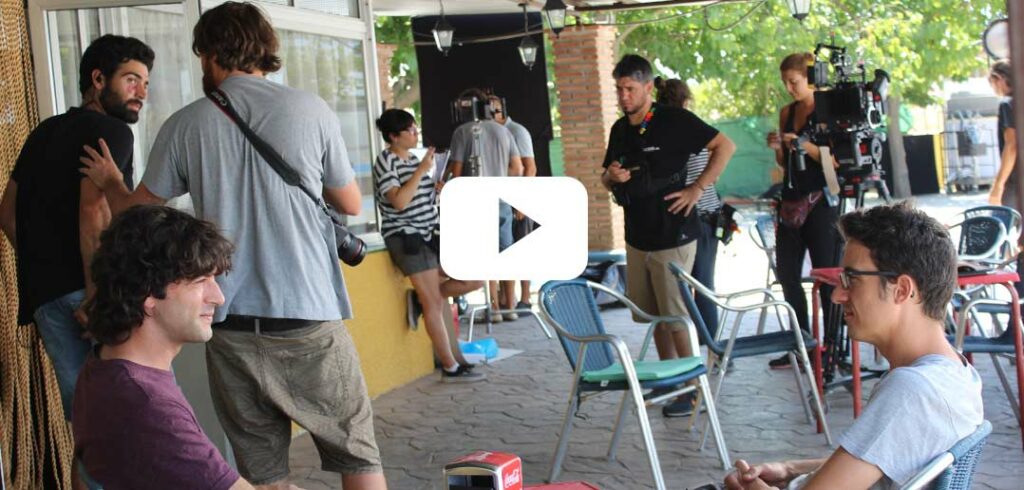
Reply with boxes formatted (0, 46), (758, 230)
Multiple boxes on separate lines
(804, 42), (891, 179)
(448, 94), (506, 176)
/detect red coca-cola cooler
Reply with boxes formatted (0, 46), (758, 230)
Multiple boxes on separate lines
(444, 451), (523, 490)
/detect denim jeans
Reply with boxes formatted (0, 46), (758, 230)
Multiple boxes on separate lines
(692, 216), (720, 339)
(498, 202), (513, 252)
(33, 289), (90, 420)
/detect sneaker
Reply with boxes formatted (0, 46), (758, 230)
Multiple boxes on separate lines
(489, 312), (504, 323)
(515, 301), (534, 317)
(502, 312), (519, 321)
(662, 395), (706, 418)
(768, 353), (792, 369)
(442, 365), (487, 383)
(406, 290), (422, 330)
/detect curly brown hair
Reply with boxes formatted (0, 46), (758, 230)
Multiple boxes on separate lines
(654, 77), (692, 109)
(85, 206), (234, 345)
(192, 1), (281, 74)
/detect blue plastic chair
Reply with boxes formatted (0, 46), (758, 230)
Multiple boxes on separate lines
(668, 263), (833, 447)
(899, 420), (992, 490)
(538, 279), (730, 490)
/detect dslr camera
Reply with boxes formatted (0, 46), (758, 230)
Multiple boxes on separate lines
(804, 41), (891, 178)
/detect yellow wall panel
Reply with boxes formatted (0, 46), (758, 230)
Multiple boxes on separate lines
(341, 250), (434, 398)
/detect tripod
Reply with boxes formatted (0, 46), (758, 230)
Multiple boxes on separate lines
(820, 167), (892, 391)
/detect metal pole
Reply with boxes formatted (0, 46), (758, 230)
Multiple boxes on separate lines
(1009, 1), (1024, 221)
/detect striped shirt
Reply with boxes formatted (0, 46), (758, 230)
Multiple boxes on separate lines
(373, 149), (438, 239)
(684, 149), (722, 213)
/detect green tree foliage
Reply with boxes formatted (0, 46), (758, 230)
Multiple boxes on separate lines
(617, 0), (1006, 119)
(375, 16), (420, 112)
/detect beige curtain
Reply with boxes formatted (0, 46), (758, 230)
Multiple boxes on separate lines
(0, 0), (74, 487)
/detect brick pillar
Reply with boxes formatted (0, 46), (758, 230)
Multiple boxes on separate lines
(552, 25), (624, 251)
(376, 43), (397, 109)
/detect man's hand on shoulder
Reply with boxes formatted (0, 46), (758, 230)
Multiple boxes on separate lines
(80, 138), (125, 192)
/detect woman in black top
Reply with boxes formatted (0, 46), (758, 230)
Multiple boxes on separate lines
(988, 61), (1017, 208)
(764, 53), (839, 369)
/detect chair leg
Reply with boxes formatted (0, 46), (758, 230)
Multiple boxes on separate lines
(607, 391), (630, 462)
(533, 314), (554, 339)
(548, 391), (579, 483)
(798, 345), (833, 446)
(628, 381), (666, 490)
(698, 374), (731, 470)
(991, 353), (1023, 426)
(789, 352), (813, 425)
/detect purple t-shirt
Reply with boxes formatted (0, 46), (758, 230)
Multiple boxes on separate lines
(72, 352), (240, 490)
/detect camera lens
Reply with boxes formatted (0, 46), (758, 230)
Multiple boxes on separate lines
(336, 227), (366, 266)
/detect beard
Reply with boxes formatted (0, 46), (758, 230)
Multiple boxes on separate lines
(99, 85), (141, 124)
(202, 70), (217, 96)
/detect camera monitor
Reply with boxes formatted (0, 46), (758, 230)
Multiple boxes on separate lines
(814, 86), (865, 130)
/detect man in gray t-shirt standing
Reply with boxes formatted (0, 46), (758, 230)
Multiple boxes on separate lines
(488, 94), (538, 316)
(78, 3), (386, 489)
(446, 88), (523, 323)
(724, 203), (983, 490)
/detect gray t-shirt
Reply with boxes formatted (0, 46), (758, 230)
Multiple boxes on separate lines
(449, 120), (520, 177)
(833, 353), (984, 489)
(143, 75), (355, 322)
(504, 118), (534, 159)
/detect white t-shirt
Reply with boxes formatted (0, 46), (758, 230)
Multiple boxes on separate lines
(791, 353), (983, 489)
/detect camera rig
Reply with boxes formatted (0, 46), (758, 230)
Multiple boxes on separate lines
(805, 42), (891, 180)
(448, 95), (507, 177)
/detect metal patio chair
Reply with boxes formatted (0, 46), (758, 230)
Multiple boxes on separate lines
(963, 205), (1021, 261)
(538, 279), (730, 490)
(900, 420), (992, 490)
(669, 263), (833, 447)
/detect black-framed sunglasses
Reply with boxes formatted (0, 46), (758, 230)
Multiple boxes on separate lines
(839, 268), (899, 289)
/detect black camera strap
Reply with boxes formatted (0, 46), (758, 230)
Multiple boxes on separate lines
(206, 88), (345, 228)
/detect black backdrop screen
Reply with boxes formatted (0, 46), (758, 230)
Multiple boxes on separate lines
(413, 13), (553, 176)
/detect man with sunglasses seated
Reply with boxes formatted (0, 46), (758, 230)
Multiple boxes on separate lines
(724, 202), (983, 490)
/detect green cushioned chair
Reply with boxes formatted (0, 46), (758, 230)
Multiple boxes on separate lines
(538, 280), (730, 490)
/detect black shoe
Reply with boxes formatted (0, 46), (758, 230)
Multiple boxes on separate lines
(442, 365), (486, 383)
(515, 301), (534, 317)
(662, 395), (706, 418)
(406, 290), (423, 330)
(456, 296), (469, 316)
(768, 353), (792, 369)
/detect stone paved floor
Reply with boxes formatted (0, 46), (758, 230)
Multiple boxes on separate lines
(288, 193), (1024, 489)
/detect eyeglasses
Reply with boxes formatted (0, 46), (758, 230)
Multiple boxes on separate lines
(839, 268), (899, 289)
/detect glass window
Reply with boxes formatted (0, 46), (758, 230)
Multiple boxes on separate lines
(40, 2), (380, 239)
(272, 29), (377, 236)
(293, 0), (358, 17)
(46, 4), (195, 211)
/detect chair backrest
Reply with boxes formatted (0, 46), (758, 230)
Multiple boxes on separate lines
(954, 216), (1006, 259)
(901, 420), (992, 490)
(539, 280), (617, 374)
(753, 214), (779, 274)
(964, 205), (1022, 237)
(933, 420), (992, 489)
(667, 263), (724, 356)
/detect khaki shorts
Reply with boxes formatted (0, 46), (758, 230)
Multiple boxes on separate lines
(207, 320), (381, 484)
(625, 242), (697, 331)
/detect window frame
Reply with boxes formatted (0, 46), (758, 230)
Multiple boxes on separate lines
(27, 0), (386, 248)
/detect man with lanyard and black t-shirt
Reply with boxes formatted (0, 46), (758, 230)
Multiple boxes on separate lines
(601, 54), (735, 417)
